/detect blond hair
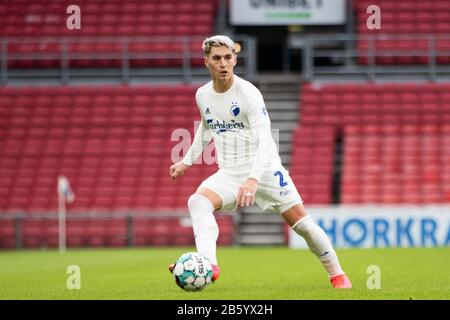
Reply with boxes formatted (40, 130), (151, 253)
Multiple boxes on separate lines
(202, 35), (235, 56)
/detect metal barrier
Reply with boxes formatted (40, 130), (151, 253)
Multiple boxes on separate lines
(0, 211), (237, 249)
(300, 33), (450, 81)
(1, 33), (449, 83)
(0, 35), (257, 84)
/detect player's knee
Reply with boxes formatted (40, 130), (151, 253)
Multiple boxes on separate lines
(292, 216), (316, 238)
(188, 194), (214, 213)
(187, 194), (197, 210)
(188, 194), (219, 238)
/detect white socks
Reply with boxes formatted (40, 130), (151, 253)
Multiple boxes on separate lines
(187, 194), (219, 265)
(187, 194), (342, 275)
(292, 216), (344, 277)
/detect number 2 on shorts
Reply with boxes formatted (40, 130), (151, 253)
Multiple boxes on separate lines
(274, 171), (288, 187)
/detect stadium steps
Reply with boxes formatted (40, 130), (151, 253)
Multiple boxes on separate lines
(236, 73), (300, 246)
(237, 206), (286, 245)
(257, 73), (301, 168)
(238, 234), (286, 246)
(239, 222), (284, 233)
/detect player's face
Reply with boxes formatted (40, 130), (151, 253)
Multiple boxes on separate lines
(204, 46), (237, 83)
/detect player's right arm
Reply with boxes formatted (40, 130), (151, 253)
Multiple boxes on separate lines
(169, 161), (190, 180)
(170, 107), (212, 180)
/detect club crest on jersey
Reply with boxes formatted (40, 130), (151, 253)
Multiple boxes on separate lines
(230, 102), (240, 117)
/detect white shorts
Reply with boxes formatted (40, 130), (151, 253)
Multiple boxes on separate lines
(198, 164), (303, 215)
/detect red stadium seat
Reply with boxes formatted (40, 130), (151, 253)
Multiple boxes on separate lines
(354, 0), (450, 65)
(1, 0), (218, 69)
(299, 83), (450, 205)
(0, 85), (216, 214)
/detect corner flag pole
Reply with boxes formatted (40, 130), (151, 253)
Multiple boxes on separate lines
(57, 176), (75, 253)
(58, 188), (67, 253)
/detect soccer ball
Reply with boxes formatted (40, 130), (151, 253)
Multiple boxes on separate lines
(173, 252), (213, 291)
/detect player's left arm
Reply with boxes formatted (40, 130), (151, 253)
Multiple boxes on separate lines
(237, 88), (272, 207)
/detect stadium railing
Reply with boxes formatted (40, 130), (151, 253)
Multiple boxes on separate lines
(0, 35), (257, 84)
(299, 33), (450, 81)
(0, 211), (237, 249)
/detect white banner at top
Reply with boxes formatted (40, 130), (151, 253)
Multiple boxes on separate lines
(230, 0), (347, 26)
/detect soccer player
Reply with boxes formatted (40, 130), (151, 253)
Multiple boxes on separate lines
(169, 35), (352, 288)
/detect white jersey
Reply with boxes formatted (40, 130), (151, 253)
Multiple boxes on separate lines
(183, 75), (281, 180)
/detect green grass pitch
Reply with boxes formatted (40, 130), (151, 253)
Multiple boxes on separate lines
(0, 247), (448, 300)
